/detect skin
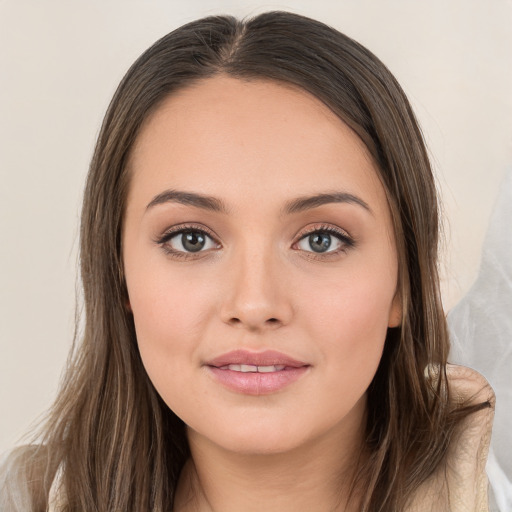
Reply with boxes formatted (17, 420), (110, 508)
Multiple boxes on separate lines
(122, 76), (401, 511)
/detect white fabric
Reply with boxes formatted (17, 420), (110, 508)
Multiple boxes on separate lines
(0, 448), (33, 512)
(448, 168), (512, 512)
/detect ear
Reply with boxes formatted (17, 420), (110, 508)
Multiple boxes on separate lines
(119, 263), (132, 313)
(388, 292), (402, 328)
(123, 287), (132, 313)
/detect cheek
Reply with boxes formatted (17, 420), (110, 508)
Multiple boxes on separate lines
(126, 249), (217, 334)
(300, 261), (396, 383)
(128, 287), (209, 423)
(125, 266), (216, 394)
(131, 284), (204, 344)
(303, 256), (396, 334)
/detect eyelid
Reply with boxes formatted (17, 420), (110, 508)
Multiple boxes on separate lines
(154, 222), (354, 259)
(292, 223), (355, 255)
(155, 223), (221, 256)
(156, 222), (219, 242)
(294, 223), (354, 243)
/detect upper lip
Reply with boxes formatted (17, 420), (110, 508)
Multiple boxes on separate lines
(206, 349), (308, 368)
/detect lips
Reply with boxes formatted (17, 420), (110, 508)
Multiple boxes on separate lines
(205, 350), (310, 395)
(206, 349), (308, 369)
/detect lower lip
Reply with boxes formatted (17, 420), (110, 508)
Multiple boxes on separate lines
(207, 366), (309, 395)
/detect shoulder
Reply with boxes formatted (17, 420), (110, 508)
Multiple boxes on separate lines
(0, 444), (59, 512)
(446, 363), (495, 408)
(408, 364), (495, 511)
(446, 365), (495, 508)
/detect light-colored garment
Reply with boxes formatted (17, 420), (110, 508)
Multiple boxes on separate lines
(448, 168), (512, 512)
(47, 464), (65, 512)
(1, 365), (496, 512)
(406, 364), (495, 512)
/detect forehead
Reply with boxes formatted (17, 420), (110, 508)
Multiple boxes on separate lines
(127, 75), (387, 215)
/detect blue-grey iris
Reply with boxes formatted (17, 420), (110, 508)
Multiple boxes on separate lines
(309, 233), (331, 252)
(182, 231), (206, 252)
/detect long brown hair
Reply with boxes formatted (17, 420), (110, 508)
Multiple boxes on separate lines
(9, 11), (485, 511)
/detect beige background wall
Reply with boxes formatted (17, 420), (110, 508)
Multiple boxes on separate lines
(1, 0), (511, 454)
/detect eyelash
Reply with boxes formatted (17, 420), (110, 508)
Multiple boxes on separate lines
(294, 224), (355, 260)
(155, 223), (355, 260)
(155, 223), (220, 259)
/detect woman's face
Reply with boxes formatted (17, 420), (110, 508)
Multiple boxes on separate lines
(123, 76), (400, 455)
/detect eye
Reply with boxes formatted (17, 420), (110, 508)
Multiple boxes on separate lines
(157, 226), (220, 256)
(171, 230), (216, 252)
(296, 227), (354, 254)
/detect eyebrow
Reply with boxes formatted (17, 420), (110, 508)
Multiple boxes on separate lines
(146, 189), (371, 215)
(146, 189), (230, 213)
(283, 192), (372, 215)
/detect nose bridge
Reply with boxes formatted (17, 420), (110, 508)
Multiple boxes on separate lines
(220, 236), (292, 329)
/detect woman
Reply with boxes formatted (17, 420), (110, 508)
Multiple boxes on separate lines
(0, 11), (495, 512)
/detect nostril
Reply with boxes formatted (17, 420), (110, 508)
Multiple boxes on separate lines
(226, 317), (281, 328)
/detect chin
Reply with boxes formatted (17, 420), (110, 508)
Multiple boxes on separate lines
(188, 413), (321, 456)
(216, 432), (306, 456)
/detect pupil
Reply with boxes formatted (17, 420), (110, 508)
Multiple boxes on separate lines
(182, 231), (205, 252)
(309, 233), (331, 252)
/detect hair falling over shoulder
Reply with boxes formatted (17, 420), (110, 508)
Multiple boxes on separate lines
(2, 11), (491, 512)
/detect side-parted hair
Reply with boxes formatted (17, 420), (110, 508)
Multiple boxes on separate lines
(3, 11), (488, 511)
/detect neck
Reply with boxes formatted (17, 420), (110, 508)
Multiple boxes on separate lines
(174, 409), (366, 512)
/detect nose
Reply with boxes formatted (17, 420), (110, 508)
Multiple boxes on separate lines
(219, 245), (293, 331)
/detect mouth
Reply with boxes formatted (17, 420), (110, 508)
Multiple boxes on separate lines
(205, 350), (310, 395)
(206, 349), (308, 369)
(217, 364), (287, 372)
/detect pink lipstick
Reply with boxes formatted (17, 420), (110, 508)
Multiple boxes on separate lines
(205, 350), (309, 395)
